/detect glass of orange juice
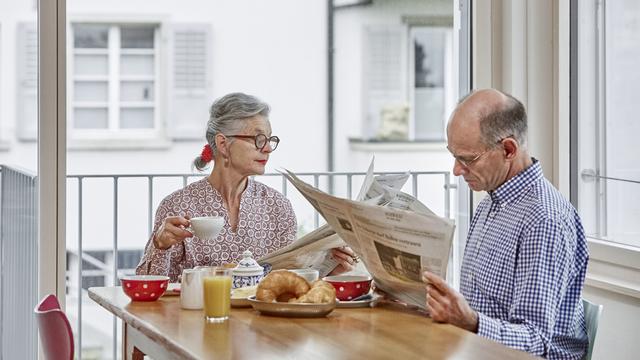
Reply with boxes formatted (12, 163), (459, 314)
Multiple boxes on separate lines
(202, 267), (233, 322)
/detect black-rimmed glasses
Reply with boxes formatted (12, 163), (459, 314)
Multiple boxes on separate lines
(226, 134), (280, 151)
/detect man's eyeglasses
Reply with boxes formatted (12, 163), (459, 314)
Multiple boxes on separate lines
(449, 148), (492, 168)
(447, 135), (513, 168)
(226, 134), (280, 151)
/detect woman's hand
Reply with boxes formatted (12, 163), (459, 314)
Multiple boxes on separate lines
(152, 216), (193, 250)
(328, 247), (358, 275)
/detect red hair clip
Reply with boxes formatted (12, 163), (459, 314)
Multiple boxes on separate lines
(200, 144), (213, 163)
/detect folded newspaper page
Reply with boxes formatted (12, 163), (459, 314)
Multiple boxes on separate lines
(278, 167), (455, 310)
(259, 159), (412, 276)
(258, 224), (346, 276)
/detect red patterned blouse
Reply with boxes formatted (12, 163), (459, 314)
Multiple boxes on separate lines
(136, 178), (297, 282)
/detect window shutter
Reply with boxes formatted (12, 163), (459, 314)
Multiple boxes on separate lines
(168, 24), (212, 140)
(362, 25), (407, 139)
(17, 22), (38, 141)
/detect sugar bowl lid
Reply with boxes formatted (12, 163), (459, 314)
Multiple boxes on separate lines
(233, 250), (263, 276)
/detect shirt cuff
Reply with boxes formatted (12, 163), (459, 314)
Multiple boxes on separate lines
(477, 312), (501, 342)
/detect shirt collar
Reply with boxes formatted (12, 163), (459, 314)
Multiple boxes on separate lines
(489, 158), (542, 205)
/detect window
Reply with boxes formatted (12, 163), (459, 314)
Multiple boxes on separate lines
(410, 26), (453, 141)
(362, 17), (453, 142)
(70, 23), (159, 138)
(575, 0), (640, 249)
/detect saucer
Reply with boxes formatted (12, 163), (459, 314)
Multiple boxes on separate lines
(336, 291), (379, 308)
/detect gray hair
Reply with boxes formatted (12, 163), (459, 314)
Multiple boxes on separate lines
(193, 92), (270, 170)
(467, 91), (528, 148)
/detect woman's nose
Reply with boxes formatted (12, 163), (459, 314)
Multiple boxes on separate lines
(261, 143), (273, 153)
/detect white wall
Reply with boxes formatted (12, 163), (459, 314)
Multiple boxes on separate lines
(1, 0), (328, 175)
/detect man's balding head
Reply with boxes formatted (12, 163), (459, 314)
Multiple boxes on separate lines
(449, 89), (528, 148)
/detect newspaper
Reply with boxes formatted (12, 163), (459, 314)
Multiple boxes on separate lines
(264, 161), (455, 310)
(258, 159), (412, 276)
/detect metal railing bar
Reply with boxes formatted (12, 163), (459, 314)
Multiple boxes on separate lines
(347, 174), (353, 200)
(281, 176), (287, 197)
(65, 170), (449, 179)
(581, 172), (640, 185)
(313, 175), (320, 228)
(412, 173), (418, 197)
(444, 173), (451, 219)
(112, 177), (119, 360)
(148, 176), (153, 236)
(77, 177), (83, 360)
(68, 250), (113, 273)
(80, 268), (136, 277)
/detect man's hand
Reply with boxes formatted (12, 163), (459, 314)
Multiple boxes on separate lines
(328, 247), (358, 275)
(153, 216), (193, 250)
(422, 271), (479, 333)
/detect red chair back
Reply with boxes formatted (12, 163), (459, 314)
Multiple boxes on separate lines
(34, 294), (74, 360)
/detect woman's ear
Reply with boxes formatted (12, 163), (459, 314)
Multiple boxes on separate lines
(215, 133), (230, 158)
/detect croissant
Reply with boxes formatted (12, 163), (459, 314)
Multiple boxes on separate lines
(256, 270), (310, 302)
(289, 280), (336, 304)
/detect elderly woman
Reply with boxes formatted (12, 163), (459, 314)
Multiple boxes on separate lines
(136, 92), (355, 282)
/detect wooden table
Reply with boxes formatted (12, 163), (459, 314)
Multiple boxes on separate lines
(89, 287), (534, 360)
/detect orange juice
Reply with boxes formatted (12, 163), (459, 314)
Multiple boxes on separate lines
(203, 275), (232, 321)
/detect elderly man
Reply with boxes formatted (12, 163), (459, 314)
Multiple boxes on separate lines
(423, 89), (589, 358)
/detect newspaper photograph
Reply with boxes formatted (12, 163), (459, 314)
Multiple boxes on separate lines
(277, 163), (455, 310)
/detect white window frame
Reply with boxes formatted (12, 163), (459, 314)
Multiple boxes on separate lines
(572, 0), (640, 299)
(66, 15), (169, 148)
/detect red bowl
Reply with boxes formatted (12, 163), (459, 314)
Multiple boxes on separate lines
(323, 275), (372, 301)
(120, 275), (170, 301)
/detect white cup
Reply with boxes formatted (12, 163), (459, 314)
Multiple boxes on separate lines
(289, 268), (319, 283)
(189, 216), (224, 239)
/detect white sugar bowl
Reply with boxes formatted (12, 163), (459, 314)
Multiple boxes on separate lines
(232, 250), (264, 289)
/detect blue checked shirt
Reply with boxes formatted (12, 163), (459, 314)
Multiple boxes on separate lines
(460, 159), (589, 359)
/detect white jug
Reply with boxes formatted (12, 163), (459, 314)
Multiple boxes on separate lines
(180, 268), (204, 310)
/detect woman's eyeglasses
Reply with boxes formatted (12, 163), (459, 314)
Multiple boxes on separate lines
(226, 134), (280, 151)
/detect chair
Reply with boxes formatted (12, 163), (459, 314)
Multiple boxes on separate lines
(34, 294), (74, 360)
(583, 298), (603, 360)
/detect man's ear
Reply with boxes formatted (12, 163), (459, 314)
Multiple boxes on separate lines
(502, 138), (518, 160)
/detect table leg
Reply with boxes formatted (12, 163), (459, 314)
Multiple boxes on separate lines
(123, 322), (146, 360)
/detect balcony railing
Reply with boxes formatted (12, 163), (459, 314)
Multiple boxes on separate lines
(0, 165), (38, 360)
(1, 167), (457, 359)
